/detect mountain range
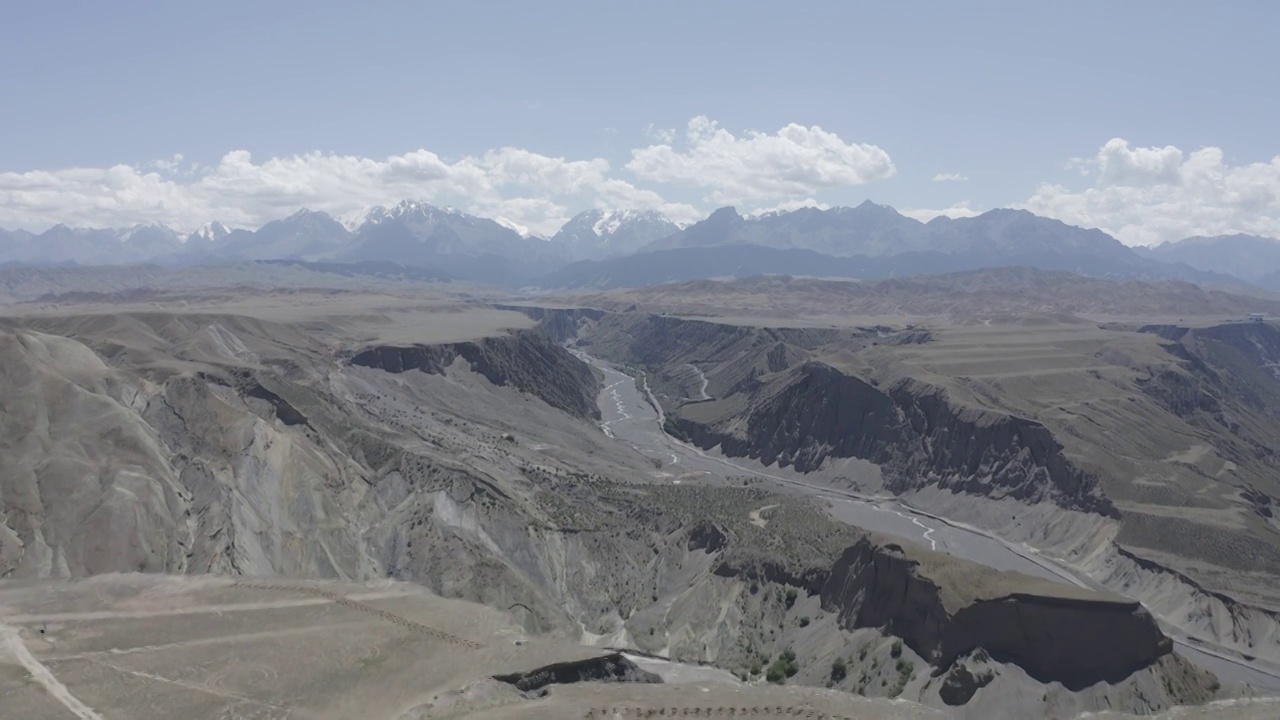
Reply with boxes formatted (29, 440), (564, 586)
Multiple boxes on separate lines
(546, 205), (1252, 290)
(1138, 233), (1280, 289)
(3, 200), (1279, 291)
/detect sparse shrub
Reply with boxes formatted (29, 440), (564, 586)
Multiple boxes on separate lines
(890, 658), (915, 698)
(830, 657), (848, 683)
(798, 616), (810, 628)
(765, 649), (799, 684)
(890, 639), (903, 658)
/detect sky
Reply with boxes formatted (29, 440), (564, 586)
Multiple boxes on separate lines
(2, 0), (1279, 245)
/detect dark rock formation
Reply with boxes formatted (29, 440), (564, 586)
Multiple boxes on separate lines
(818, 538), (1173, 690)
(939, 651), (997, 705)
(686, 521), (727, 553)
(244, 381), (308, 426)
(712, 549), (830, 595)
(672, 361), (1116, 516)
(350, 330), (599, 420)
(492, 652), (662, 692)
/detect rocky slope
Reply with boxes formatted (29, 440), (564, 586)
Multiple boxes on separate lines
(0, 303), (1230, 717)
(674, 363), (1114, 515)
(575, 311), (1113, 515)
(565, 305), (1280, 671)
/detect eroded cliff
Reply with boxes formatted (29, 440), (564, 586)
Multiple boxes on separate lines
(350, 329), (600, 420)
(671, 361), (1115, 516)
(819, 537), (1171, 689)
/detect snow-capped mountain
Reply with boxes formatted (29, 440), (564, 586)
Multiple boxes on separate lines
(188, 221), (233, 244)
(549, 209), (679, 260)
(340, 200), (566, 282)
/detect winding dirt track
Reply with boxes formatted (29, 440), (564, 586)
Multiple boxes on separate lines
(1, 623), (105, 720)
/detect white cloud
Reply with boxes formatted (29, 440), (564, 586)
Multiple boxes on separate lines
(1, 116), (895, 236)
(626, 116), (895, 205)
(593, 178), (702, 227)
(932, 172), (968, 182)
(0, 146), (667, 237)
(644, 123), (677, 144)
(1021, 138), (1280, 246)
(900, 201), (981, 223)
(152, 154), (185, 173)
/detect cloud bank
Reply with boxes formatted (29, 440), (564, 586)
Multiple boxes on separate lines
(626, 116), (896, 205)
(900, 201), (981, 223)
(5, 128), (1277, 245)
(0, 117), (895, 236)
(1021, 138), (1280, 246)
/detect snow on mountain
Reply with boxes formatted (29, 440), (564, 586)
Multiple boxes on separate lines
(495, 216), (543, 239)
(190, 221), (232, 243)
(340, 199), (565, 284)
(550, 209), (680, 260)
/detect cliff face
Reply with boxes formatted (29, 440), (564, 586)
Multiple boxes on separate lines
(818, 538), (1172, 689)
(674, 361), (1115, 516)
(350, 330), (600, 420)
(492, 305), (606, 344)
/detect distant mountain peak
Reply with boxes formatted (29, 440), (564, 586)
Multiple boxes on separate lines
(191, 221), (232, 243)
(549, 208), (679, 260)
(350, 200), (484, 230)
(706, 206), (742, 221)
(117, 223), (177, 242)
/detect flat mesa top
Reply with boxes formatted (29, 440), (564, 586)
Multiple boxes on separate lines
(0, 574), (966, 720)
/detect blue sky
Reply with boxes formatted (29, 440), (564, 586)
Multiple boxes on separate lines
(3, 0), (1278, 243)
